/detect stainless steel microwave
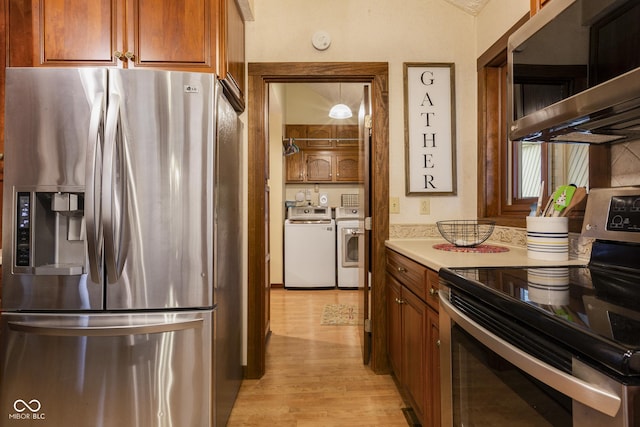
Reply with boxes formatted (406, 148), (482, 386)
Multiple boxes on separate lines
(508, 0), (640, 144)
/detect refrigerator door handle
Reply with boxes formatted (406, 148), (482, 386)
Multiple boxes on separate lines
(86, 93), (105, 283)
(7, 318), (203, 337)
(102, 94), (128, 283)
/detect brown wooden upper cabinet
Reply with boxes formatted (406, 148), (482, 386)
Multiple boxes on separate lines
(284, 124), (361, 183)
(530, 0), (551, 15)
(16, 0), (245, 109)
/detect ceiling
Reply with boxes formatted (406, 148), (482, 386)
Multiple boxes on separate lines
(444, 0), (490, 15)
(238, 0), (491, 21)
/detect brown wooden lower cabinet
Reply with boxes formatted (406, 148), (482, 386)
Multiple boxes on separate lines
(386, 248), (440, 427)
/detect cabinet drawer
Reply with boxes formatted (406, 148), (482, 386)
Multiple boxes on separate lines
(386, 250), (427, 300)
(426, 269), (440, 311)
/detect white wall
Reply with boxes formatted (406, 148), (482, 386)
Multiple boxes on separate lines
(476, 0), (529, 54)
(246, 0), (479, 224)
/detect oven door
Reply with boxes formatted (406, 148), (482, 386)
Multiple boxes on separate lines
(439, 286), (629, 427)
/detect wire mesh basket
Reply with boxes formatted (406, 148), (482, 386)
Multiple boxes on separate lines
(436, 220), (496, 247)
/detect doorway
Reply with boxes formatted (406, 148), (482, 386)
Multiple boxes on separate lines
(246, 62), (390, 378)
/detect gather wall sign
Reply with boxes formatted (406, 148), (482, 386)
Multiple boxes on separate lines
(403, 62), (457, 195)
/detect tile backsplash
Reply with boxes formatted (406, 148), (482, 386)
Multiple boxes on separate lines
(389, 140), (639, 261)
(611, 140), (640, 187)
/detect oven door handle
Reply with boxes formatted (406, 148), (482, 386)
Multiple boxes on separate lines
(440, 294), (622, 417)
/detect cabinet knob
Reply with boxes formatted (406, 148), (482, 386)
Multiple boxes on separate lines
(429, 287), (439, 297)
(114, 51), (135, 61)
(395, 297), (405, 305)
(397, 266), (407, 273)
(436, 339), (441, 348)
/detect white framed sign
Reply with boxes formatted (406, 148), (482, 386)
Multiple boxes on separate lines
(403, 63), (457, 195)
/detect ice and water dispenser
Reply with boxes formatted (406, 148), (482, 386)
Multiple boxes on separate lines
(15, 191), (86, 275)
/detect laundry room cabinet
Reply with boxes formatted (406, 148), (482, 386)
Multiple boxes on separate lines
(386, 249), (440, 427)
(284, 124), (361, 183)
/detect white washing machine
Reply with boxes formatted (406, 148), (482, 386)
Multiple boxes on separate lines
(336, 207), (362, 288)
(284, 206), (336, 288)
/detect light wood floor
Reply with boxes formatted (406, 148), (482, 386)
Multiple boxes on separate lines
(227, 288), (409, 426)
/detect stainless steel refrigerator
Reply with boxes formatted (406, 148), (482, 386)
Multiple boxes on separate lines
(0, 68), (243, 426)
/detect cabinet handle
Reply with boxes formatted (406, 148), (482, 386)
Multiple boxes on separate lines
(436, 339), (441, 348)
(397, 266), (407, 273)
(114, 51), (135, 61)
(429, 287), (439, 297)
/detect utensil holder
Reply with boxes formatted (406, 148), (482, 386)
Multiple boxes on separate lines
(526, 216), (568, 261)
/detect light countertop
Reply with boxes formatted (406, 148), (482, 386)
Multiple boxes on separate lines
(385, 238), (587, 272)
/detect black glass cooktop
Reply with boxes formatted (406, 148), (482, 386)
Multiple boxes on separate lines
(440, 263), (640, 378)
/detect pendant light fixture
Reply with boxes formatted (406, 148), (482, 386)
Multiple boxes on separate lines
(329, 83), (352, 119)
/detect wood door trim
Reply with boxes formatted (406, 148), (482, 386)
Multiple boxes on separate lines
(246, 62), (389, 378)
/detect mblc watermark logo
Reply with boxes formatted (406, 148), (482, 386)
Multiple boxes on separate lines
(9, 399), (45, 421)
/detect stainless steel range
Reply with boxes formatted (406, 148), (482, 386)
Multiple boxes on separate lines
(439, 186), (640, 427)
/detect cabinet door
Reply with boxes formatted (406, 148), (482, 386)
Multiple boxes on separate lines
(219, 0), (245, 111)
(285, 125), (307, 141)
(306, 125), (334, 148)
(386, 275), (403, 380)
(34, 0), (123, 66)
(129, 0), (218, 70)
(530, 0), (551, 15)
(425, 269), (440, 311)
(335, 153), (360, 182)
(285, 151), (305, 182)
(335, 124), (358, 147)
(305, 153), (332, 182)
(402, 288), (427, 424)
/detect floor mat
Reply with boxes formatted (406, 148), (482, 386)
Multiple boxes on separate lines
(320, 303), (362, 325)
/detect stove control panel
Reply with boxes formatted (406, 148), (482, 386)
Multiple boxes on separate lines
(583, 187), (640, 243)
(607, 195), (640, 232)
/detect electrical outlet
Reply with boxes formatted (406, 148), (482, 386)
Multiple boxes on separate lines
(390, 197), (400, 214)
(420, 199), (430, 215)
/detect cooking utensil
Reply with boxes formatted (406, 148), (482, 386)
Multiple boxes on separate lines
(552, 185), (577, 217)
(560, 186), (587, 217)
(534, 181), (545, 217)
(542, 185), (567, 217)
(540, 195), (555, 217)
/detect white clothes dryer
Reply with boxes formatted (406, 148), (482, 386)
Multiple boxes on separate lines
(335, 207), (362, 288)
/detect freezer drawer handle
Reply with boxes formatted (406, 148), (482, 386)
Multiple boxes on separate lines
(7, 318), (203, 337)
(439, 292), (622, 417)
